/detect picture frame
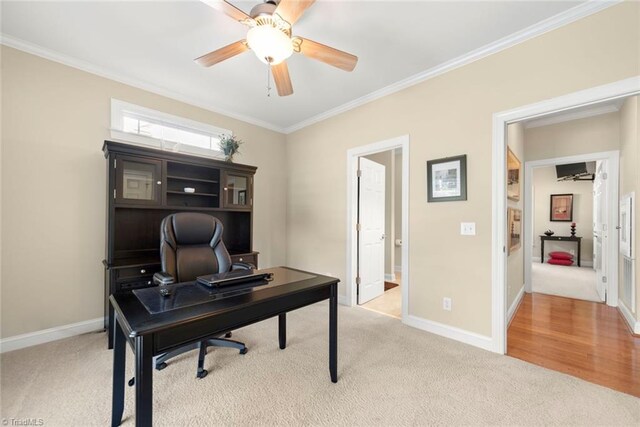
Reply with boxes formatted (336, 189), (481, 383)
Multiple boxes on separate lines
(507, 207), (522, 255)
(238, 190), (246, 205)
(426, 154), (467, 202)
(550, 193), (573, 222)
(507, 148), (521, 201)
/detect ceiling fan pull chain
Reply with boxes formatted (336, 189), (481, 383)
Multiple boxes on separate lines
(266, 64), (272, 97)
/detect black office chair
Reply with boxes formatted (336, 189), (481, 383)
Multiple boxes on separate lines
(152, 212), (252, 379)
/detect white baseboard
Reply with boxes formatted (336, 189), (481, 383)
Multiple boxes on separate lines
(338, 295), (348, 306)
(403, 314), (494, 352)
(0, 318), (104, 353)
(618, 300), (640, 334)
(385, 273), (396, 281)
(508, 286), (526, 325)
(394, 265), (402, 273)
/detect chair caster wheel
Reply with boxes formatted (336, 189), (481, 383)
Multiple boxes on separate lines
(225, 332), (232, 338)
(156, 362), (167, 371)
(197, 369), (208, 379)
(239, 347), (248, 355)
(128, 377), (135, 387)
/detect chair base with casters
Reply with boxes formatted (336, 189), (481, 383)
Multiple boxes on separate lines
(154, 333), (248, 379)
(127, 333), (248, 386)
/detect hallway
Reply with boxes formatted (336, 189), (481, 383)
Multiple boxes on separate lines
(508, 293), (640, 397)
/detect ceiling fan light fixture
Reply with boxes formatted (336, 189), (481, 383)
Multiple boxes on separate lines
(246, 24), (293, 65)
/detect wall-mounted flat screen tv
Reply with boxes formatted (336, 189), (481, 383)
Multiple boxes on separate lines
(556, 162), (590, 180)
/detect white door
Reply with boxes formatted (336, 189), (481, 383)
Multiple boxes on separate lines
(358, 157), (386, 304)
(593, 160), (607, 302)
(619, 194), (633, 258)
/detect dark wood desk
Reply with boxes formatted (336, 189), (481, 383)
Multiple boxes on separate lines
(110, 267), (339, 427)
(540, 235), (582, 266)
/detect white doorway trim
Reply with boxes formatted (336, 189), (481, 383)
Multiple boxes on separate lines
(491, 76), (640, 354)
(523, 151), (620, 304)
(346, 135), (410, 322)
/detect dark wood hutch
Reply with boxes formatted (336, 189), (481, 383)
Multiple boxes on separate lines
(102, 140), (258, 348)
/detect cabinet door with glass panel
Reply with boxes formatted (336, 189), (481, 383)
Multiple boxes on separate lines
(222, 171), (252, 209)
(114, 155), (162, 205)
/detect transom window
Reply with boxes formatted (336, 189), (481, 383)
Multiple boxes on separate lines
(110, 99), (231, 158)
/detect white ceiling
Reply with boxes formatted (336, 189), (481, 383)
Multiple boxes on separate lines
(2, 0), (591, 132)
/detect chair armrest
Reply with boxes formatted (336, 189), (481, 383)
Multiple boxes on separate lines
(153, 272), (175, 286)
(231, 262), (255, 271)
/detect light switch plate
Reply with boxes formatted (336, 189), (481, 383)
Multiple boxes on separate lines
(461, 222), (476, 236)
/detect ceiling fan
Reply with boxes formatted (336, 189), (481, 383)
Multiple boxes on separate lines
(196, 0), (358, 96)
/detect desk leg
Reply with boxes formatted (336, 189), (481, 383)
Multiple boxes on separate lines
(577, 241), (581, 267)
(329, 283), (338, 383)
(135, 336), (153, 427)
(278, 313), (286, 350)
(541, 239), (544, 263)
(108, 304), (115, 350)
(111, 316), (125, 427)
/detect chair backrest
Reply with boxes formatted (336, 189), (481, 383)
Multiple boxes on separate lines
(159, 212), (232, 282)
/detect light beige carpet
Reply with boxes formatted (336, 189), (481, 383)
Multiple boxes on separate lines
(532, 262), (601, 302)
(2, 302), (639, 426)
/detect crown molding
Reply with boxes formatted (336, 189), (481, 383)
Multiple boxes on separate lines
(0, 34), (287, 134)
(283, 0), (621, 134)
(1, 0), (621, 135)
(523, 100), (623, 129)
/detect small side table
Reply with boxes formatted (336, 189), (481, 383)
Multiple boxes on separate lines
(540, 235), (582, 266)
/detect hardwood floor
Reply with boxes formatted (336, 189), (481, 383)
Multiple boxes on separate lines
(508, 293), (640, 398)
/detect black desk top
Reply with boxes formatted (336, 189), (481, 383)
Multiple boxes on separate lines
(110, 267), (339, 337)
(540, 235), (582, 240)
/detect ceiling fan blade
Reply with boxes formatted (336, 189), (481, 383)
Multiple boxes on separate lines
(297, 37), (358, 72)
(274, 0), (315, 26)
(195, 40), (249, 67)
(201, 0), (253, 24)
(271, 62), (293, 96)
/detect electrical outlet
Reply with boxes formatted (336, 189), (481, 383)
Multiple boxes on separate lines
(460, 222), (476, 236)
(443, 297), (452, 311)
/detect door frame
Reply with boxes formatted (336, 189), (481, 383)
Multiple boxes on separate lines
(523, 151), (620, 303)
(346, 135), (410, 321)
(491, 76), (639, 354)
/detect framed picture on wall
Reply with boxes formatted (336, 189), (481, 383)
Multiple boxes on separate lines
(426, 154), (467, 202)
(550, 193), (573, 221)
(507, 148), (521, 201)
(508, 207), (522, 255)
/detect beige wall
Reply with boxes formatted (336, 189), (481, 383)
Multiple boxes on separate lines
(285, 2), (639, 336)
(532, 166), (594, 263)
(363, 151), (395, 277)
(506, 123), (524, 309)
(619, 95), (640, 321)
(0, 46), (288, 338)
(524, 112), (621, 161)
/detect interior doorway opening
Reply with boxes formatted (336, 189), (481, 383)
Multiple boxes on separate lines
(522, 154), (616, 305)
(491, 77), (639, 354)
(346, 136), (410, 322)
(357, 151), (403, 318)
(501, 87), (640, 397)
